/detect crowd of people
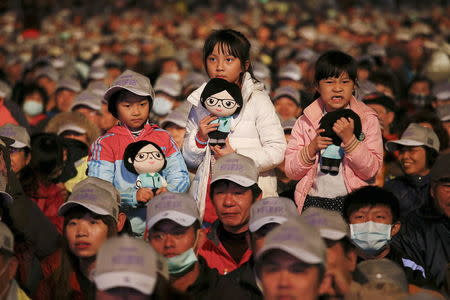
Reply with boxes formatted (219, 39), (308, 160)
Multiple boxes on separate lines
(0, 1), (448, 299)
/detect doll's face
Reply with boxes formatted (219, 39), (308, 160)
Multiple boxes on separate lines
(204, 90), (240, 117)
(130, 144), (165, 174)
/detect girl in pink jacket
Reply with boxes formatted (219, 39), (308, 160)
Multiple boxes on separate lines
(285, 50), (383, 213)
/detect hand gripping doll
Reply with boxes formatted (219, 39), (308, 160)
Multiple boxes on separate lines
(319, 109), (363, 176)
(124, 141), (167, 192)
(200, 78), (243, 147)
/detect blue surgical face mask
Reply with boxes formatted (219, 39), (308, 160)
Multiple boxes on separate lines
(350, 221), (392, 255)
(152, 96), (174, 116)
(167, 248), (198, 275)
(23, 99), (44, 116)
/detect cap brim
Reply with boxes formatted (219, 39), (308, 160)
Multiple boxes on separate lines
(0, 191), (13, 205)
(58, 201), (112, 218)
(257, 244), (323, 265)
(249, 216), (287, 232)
(147, 211), (197, 229)
(320, 228), (347, 241)
(385, 139), (424, 152)
(104, 86), (152, 102)
(211, 174), (256, 187)
(11, 141), (28, 148)
(94, 271), (156, 295)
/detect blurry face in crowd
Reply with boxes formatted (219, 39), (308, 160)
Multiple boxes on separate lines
(74, 106), (102, 129)
(348, 205), (400, 237)
(431, 181), (450, 218)
(366, 103), (394, 134)
(23, 92), (44, 116)
(409, 80), (431, 96)
(398, 146), (429, 176)
(65, 213), (110, 258)
(206, 43), (247, 85)
(212, 181), (255, 234)
(274, 97), (301, 121)
(56, 89), (77, 112)
(374, 84), (394, 99)
(100, 103), (118, 131)
(164, 124), (185, 149)
(8, 147), (31, 173)
(161, 59), (181, 76)
(96, 288), (148, 300)
(317, 72), (355, 112)
(148, 219), (198, 258)
(116, 94), (150, 131)
(259, 250), (322, 300)
(37, 76), (56, 96)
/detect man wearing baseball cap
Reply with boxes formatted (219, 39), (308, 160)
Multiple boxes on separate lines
(87, 69), (189, 237)
(385, 123), (440, 217)
(272, 86), (302, 121)
(0, 222), (30, 299)
(94, 235), (189, 300)
(301, 207), (357, 299)
(363, 93), (398, 141)
(198, 153), (262, 275)
(0, 124), (31, 174)
(393, 153), (450, 291)
(255, 218), (327, 300)
(145, 192), (220, 299)
(212, 197), (298, 299)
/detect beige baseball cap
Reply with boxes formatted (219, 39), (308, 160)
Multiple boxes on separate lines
(72, 177), (121, 207)
(93, 235), (158, 295)
(59, 181), (119, 221)
(300, 207), (349, 241)
(0, 124), (30, 148)
(256, 218), (326, 266)
(0, 221), (14, 254)
(211, 153), (258, 187)
(249, 197), (298, 232)
(70, 90), (102, 112)
(354, 258), (408, 292)
(386, 123), (440, 152)
(104, 70), (155, 103)
(146, 192), (200, 230)
(56, 77), (82, 93)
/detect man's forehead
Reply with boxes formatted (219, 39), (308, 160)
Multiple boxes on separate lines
(352, 205), (392, 214)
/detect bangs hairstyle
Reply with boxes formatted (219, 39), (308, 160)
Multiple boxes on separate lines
(343, 186), (400, 223)
(123, 140), (167, 174)
(314, 50), (358, 84)
(62, 205), (117, 237)
(203, 29), (254, 78)
(210, 179), (262, 201)
(108, 90), (152, 119)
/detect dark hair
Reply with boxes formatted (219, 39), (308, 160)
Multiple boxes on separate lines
(200, 78), (243, 115)
(123, 140), (166, 174)
(203, 29), (254, 80)
(343, 186), (400, 223)
(409, 110), (449, 151)
(314, 50), (358, 84)
(50, 206), (117, 300)
(325, 237), (355, 254)
(369, 70), (399, 99)
(252, 222), (280, 239)
(210, 179), (262, 201)
(108, 89), (152, 119)
(17, 83), (49, 108)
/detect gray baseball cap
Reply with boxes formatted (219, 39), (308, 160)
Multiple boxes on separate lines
(211, 153), (259, 187)
(146, 192), (200, 230)
(104, 70), (155, 103)
(300, 207), (349, 241)
(154, 74), (182, 98)
(278, 63), (302, 81)
(88, 66), (107, 80)
(93, 235), (158, 295)
(256, 218), (326, 266)
(87, 81), (108, 99)
(272, 86), (301, 106)
(0, 221), (14, 254)
(160, 101), (191, 129)
(354, 259), (408, 292)
(432, 82), (450, 101)
(249, 197), (298, 232)
(0, 124), (30, 148)
(70, 90), (102, 111)
(56, 77), (82, 93)
(59, 182), (120, 221)
(72, 177), (121, 207)
(386, 123), (440, 152)
(436, 104), (450, 122)
(34, 66), (59, 82)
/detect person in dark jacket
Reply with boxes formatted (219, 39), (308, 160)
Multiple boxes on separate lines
(393, 153), (450, 291)
(384, 123), (440, 218)
(212, 197), (298, 300)
(145, 192), (220, 299)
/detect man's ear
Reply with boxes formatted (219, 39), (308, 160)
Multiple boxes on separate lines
(386, 111), (395, 125)
(116, 212), (127, 233)
(391, 221), (401, 237)
(345, 248), (358, 272)
(195, 228), (206, 252)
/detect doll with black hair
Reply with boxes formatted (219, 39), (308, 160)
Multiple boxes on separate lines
(200, 78), (243, 147)
(319, 109), (363, 175)
(124, 140), (167, 194)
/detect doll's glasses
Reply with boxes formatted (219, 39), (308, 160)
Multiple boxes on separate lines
(134, 151), (164, 162)
(205, 97), (240, 109)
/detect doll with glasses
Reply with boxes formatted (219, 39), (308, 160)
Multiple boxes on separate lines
(200, 78), (243, 147)
(124, 141), (167, 193)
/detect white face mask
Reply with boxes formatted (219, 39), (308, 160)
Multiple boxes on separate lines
(23, 99), (44, 116)
(350, 221), (392, 255)
(152, 96), (174, 116)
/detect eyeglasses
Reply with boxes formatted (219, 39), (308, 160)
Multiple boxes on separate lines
(134, 151), (164, 162)
(204, 97), (240, 109)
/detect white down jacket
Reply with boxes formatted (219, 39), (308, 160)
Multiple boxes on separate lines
(182, 72), (286, 219)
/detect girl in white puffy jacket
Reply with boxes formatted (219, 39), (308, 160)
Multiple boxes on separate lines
(182, 29), (286, 224)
